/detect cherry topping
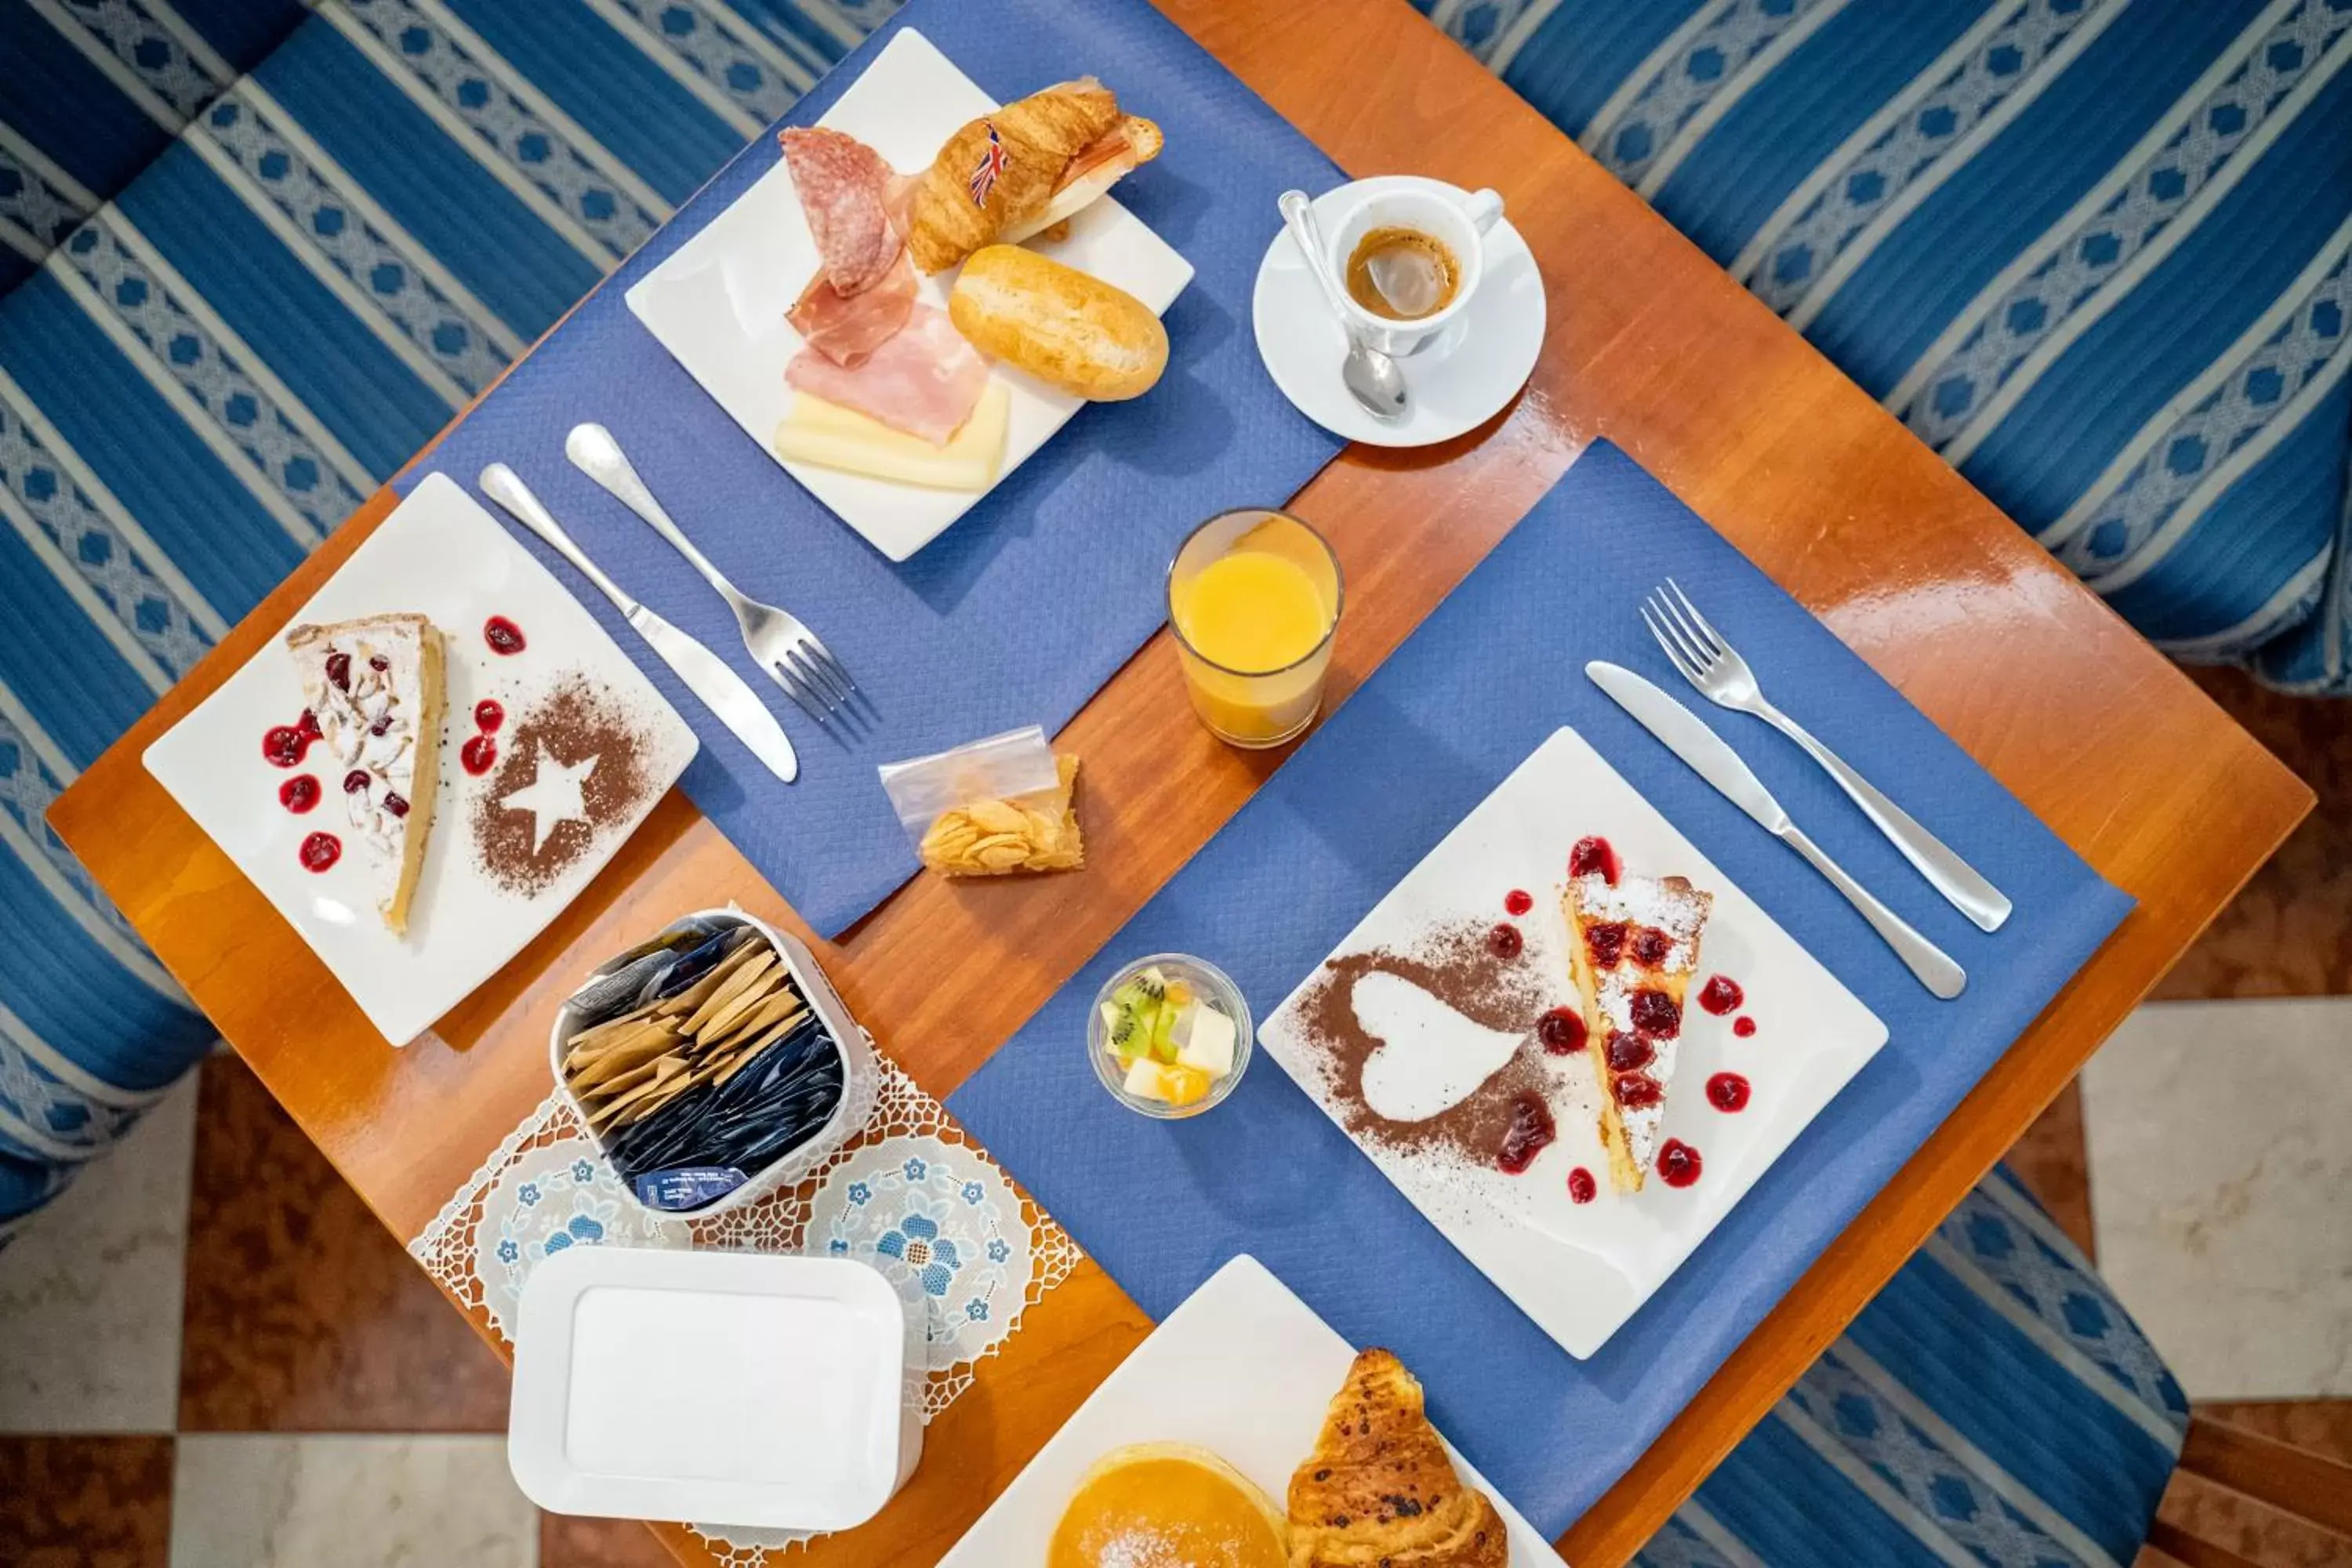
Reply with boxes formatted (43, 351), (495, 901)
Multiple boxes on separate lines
(1613, 1071), (1663, 1109)
(1566, 1167), (1597, 1205)
(298, 831), (340, 873)
(383, 792), (408, 818)
(368, 714), (393, 736)
(1605, 1029), (1654, 1073)
(1628, 988), (1682, 1039)
(342, 769), (371, 794)
(1503, 888), (1534, 917)
(1657, 1138), (1703, 1188)
(297, 708), (321, 742)
(1631, 926), (1673, 967)
(484, 615), (526, 655)
(473, 699), (504, 733)
(1697, 975), (1744, 1015)
(1496, 1092), (1556, 1174)
(278, 775), (319, 813)
(461, 734), (498, 776)
(261, 724), (309, 768)
(1568, 835), (1621, 885)
(368, 654), (389, 671)
(1585, 921), (1628, 968)
(1486, 922), (1523, 960)
(325, 651), (350, 691)
(1733, 1015), (1758, 1039)
(1707, 1072), (1751, 1112)
(1537, 1007), (1587, 1054)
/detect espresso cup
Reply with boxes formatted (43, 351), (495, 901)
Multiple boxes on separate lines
(1325, 182), (1505, 357)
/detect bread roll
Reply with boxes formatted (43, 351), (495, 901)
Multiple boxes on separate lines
(949, 245), (1167, 401)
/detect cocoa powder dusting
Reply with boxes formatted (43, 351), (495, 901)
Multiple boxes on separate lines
(1294, 918), (1563, 1171)
(470, 674), (655, 897)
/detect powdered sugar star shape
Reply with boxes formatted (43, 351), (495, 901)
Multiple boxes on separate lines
(499, 744), (597, 852)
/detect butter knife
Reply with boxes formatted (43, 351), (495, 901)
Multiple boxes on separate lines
(1587, 660), (1963, 999)
(477, 464), (800, 784)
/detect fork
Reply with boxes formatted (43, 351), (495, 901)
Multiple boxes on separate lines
(564, 423), (861, 728)
(1642, 579), (2012, 932)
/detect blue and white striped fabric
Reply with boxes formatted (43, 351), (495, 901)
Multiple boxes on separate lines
(1428, 0), (2352, 692)
(1636, 1167), (2187, 1568)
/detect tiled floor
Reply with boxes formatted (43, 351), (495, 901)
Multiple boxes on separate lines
(1, 667), (2344, 1566)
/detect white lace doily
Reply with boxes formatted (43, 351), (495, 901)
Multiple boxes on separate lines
(409, 1057), (1083, 1563)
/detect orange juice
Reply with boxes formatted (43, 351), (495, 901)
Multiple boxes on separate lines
(1167, 510), (1341, 747)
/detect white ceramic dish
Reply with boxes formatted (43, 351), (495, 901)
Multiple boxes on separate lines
(1253, 176), (1544, 448)
(509, 1247), (921, 1531)
(142, 473), (698, 1046)
(626, 27), (1196, 563)
(937, 1254), (1561, 1564)
(1258, 726), (1889, 1359)
(549, 906), (879, 1219)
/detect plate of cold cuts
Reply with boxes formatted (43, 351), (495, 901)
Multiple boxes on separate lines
(627, 27), (1196, 562)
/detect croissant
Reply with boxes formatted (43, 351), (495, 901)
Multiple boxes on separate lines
(1287, 1350), (1508, 1567)
(906, 79), (1160, 272)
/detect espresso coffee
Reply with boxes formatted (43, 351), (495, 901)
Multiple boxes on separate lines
(1344, 226), (1460, 321)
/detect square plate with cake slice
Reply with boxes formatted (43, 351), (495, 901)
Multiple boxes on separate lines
(1257, 727), (1888, 1359)
(143, 474), (698, 1046)
(937, 1254), (1561, 1566)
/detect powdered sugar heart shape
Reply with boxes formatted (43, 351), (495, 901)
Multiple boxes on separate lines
(1352, 970), (1526, 1123)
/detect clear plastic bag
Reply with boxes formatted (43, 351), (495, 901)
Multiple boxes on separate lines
(877, 725), (1082, 876)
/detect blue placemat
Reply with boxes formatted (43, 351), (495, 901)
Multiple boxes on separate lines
(397, 0), (1345, 937)
(947, 441), (2133, 1537)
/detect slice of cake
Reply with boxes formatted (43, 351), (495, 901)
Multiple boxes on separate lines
(1563, 843), (1712, 1192)
(287, 613), (445, 935)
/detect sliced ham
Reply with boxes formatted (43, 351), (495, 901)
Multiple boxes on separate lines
(786, 303), (989, 446)
(788, 252), (916, 368)
(779, 126), (902, 296)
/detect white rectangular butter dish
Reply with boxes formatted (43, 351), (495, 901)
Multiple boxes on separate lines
(508, 1247), (921, 1531)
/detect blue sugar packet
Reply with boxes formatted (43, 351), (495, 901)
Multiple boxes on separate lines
(633, 1167), (750, 1212)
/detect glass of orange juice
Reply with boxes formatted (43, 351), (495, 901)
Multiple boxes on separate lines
(1167, 509), (1343, 748)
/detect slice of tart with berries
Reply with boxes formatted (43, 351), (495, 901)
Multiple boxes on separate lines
(287, 613), (445, 935)
(1561, 837), (1711, 1192)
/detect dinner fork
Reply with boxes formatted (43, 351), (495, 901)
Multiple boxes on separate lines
(564, 423), (861, 728)
(1642, 579), (2012, 932)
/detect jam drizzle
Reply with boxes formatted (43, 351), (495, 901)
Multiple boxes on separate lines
(1697, 975), (1744, 1015)
(1537, 1007), (1587, 1054)
(298, 831), (341, 873)
(1568, 835), (1621, 886)
(1706, 1072), (1751, 1112)
(1657, 1138), (1703, 1188)
(1733, 1015), (1758, 1039)
(1496, 1092), (1556, 1174)
(1502, 888), (1533, 917)
(1566, 1167), (1597, 1204)
(278, 775), (320, 814)
(484, 615), (526, 655)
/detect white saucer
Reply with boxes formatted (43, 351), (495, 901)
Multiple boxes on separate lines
(1252, 176), (1545, 448)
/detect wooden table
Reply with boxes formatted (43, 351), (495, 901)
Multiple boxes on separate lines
(49, 1), (2311, 1562)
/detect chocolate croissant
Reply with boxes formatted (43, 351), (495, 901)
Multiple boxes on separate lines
(906, 79), (1160, 272)
(1287, 1349), (1508, 1567)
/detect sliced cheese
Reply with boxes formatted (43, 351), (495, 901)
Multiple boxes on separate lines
(774, 383), (1009, 491)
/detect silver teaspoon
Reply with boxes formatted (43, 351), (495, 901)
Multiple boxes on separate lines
(1279, 189), (1408, 423)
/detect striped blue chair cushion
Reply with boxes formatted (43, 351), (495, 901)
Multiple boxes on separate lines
(1636, 1166), (2187, 1568)
(1426, 0), (2352, 692)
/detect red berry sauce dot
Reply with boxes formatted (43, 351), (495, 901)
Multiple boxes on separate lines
(299, 831), (340, 873)
(473, 699), (504, 733)
(1537, 1007), (1587, 1054)
(1707, 1072), (1751, 1112)
(1657, 1138), (1703, 1188)
(461, 734), (498, 776)
(484, 615), (526, 655)
(1568, 835), (1621, 885)
(1496, 1092), (1556, 1174)
(262, 724), (308, 768)
(1566, 1167), (1597, 1204)
(1733, 1015), (1758, 1039)
(1503, 888), (1534, 917)
(1698, 975), (1744, 1015)
(1486, 922), (1523, 960)
(297, 708), (321, 742)
(278, 775), (319, 814)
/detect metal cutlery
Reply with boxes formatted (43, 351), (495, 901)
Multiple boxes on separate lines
(1587, 661), (1966, 999)
(476, 463), (800, 784)
(1278, 189), (1409, 423)
(564, 422), (862, 729)
(1641, 579), (2011, 934)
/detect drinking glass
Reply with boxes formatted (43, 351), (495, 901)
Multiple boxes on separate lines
(1166, 509), (1343, 748)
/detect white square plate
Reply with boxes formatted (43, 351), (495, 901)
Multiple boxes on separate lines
(143, 473), (697, 1046)
(938, 1254), (1561, 1564)
(626, 27), (1196, 563)
(1259, 727), (1889, 1358)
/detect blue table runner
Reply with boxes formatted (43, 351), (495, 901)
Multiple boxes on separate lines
(397, 0), (1345, 936)
(947, 442), (2134, 1537)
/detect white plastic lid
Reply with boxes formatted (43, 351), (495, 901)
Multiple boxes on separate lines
(509, 1247), (914, 1530)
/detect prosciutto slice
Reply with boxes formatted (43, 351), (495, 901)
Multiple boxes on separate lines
(787, 252), (916, 368)
(779, 127), (903, 296)
(786, 303), (989, 446)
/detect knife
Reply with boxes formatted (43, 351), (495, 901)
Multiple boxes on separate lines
(478, 464), (800, 784)
(1587, 660), (1963, 999)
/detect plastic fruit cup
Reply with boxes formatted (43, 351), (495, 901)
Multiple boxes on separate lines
(1087, 953), (1254, 1120)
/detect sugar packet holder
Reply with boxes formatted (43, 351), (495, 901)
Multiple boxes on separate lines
(877, 724), (1083, 876)
(549, 906), (879, 1218)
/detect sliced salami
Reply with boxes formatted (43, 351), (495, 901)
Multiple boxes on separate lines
(779, 127), (904, 297)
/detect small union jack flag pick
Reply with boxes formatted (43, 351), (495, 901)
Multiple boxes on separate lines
(968, 122), (1009, 208)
